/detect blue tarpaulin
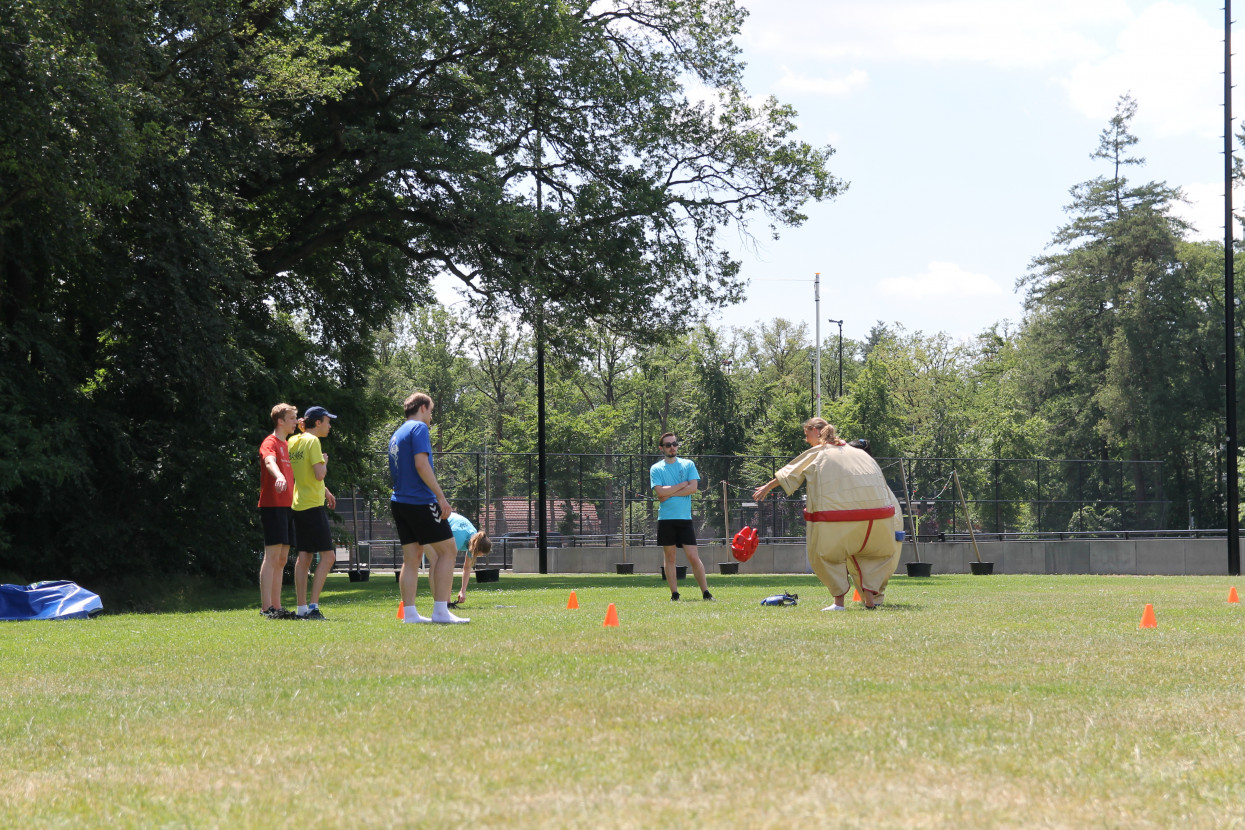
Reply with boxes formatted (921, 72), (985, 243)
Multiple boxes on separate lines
(0, 580), (102, 620)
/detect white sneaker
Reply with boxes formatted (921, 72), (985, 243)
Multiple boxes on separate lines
(431, 612), (470, 624)
(822, 604), (846, 611)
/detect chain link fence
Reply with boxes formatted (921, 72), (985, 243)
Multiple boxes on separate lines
(332, 452), (1170, 570)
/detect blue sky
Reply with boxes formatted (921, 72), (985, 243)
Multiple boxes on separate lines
(709, 0), (1235, 342)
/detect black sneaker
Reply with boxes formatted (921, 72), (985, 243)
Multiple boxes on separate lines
(299, 608), (327, 621)
(273, 608), (298, 620)
(702, 590), (714, 601)
(261, 606), (277, 619)
(671, 591), (680, 601)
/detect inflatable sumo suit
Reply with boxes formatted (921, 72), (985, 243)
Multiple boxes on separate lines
(774, 443), (902, 600)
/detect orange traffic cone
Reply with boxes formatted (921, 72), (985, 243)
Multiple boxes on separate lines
(567, 591), (579, 610)
(603, 603), (619, 627)
(852, 588), (862, 603)
(396, 600), (405, 620)
(1230, 587), (1240, 604)
(1139, 603), (1157, 629)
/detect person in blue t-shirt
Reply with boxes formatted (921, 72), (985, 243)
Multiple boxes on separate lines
(649, 432), (713, 602)
(388, 392), (469, 624)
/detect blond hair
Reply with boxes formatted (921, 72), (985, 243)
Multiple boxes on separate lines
(819, 422), (843, 445)
(468, 531), (492, 557)
(270, 403), (296, 427)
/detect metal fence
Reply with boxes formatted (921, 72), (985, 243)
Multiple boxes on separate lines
(332, 452), (1170, 569)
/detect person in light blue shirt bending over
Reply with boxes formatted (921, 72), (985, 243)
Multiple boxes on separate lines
(650, 432), (713, 602)
(447, 512), (490, 606)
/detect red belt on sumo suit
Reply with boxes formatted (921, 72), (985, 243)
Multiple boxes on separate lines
(803, 506), (896, 554)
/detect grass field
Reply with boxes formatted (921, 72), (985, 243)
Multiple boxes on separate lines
(3, 572), (1245, 829)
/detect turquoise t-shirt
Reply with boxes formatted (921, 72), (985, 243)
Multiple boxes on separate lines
(650, 457), (699, 521)
(448, 512), (477, 552)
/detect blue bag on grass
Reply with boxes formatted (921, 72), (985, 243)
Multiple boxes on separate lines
(0, 580), (102, 621)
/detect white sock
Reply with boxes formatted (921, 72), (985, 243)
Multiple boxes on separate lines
(308, 603), (318, 611)
(297, 605), (309, 616)
(431, 601), (469, 624)
(403, 606), (430, 623)
(822, 604), (846, 612)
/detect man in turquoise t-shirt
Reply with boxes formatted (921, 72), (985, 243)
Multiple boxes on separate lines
(650, 432), (713, 602)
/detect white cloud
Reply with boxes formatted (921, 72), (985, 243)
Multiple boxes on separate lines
(1172, 180), (1244, 241)
(774, 67), (868, 96)
(880, 261), (1005, 299)
(1061, 2), (1224, 138)
(738, 0), (1131, 69)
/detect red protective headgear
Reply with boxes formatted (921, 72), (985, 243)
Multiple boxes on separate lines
(731, 526), (759, 562)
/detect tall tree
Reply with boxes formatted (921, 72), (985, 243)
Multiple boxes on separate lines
(1019, 95), (1211, 528)
(2, 0), (841, 582)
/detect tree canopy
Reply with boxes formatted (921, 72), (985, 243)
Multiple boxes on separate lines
(0, 0), (841, 582)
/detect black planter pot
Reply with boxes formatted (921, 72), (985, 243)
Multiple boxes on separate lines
(474, 567), (501, 583)
(659, 565), (688, 580)
(718, 562), (740, 575)
(970, 561), (994, 575)
(906, 561), (932, 578)
(615, 563), (635, 575)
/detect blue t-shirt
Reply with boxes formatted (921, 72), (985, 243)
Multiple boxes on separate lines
(448, 512), (477, 551)
(650, 457), (699, 521)
(389, 419), (436, 505)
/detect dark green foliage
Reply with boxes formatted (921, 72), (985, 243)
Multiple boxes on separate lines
(1, 0), (838, 580)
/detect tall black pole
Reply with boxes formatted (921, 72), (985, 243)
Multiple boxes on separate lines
(827, 319), (843, 399)
(1227, 0), (1240, 576)
(837, 321), (844, 398)
(533, 92), (549, 574)
(538, 325), (548, 573)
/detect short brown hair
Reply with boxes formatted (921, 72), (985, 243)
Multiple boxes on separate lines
(270, 403), (296, 427)
(403, 392), (432, 417)
(658, 432), (677, 447)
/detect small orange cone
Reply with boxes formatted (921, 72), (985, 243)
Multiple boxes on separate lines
(396, 601), (405, 620)
(1139, 603), (1157, 629)
(852, 588), (862, 603)
(567, 591), (579, 610)
(1230, 587), (1240, 604)
(603, 603), (619, 627)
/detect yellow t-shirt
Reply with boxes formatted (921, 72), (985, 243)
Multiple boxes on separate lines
(288, 432), (325, 512)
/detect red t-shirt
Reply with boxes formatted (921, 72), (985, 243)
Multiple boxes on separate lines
(257, 434), (294, 508)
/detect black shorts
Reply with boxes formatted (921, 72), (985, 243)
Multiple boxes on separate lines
(260, 506), (297, 547)
(293, 506), (333, 553)
(391, 501), (454, 546)
(657, 519), (697, 549)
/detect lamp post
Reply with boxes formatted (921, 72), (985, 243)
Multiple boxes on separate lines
(827, 319), (843, 399)
(814, 272), (821, 417)
(1224, 0), (1239, 575)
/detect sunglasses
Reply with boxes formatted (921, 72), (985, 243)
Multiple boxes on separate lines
(661, 441), (679, 448)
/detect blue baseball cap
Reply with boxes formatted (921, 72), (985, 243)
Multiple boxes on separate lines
(303, 406), (338, 422)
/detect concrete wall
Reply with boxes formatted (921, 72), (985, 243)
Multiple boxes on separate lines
(511, 539), (1240, 576)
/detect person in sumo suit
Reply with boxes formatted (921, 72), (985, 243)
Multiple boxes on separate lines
(752, 423), (901, 611)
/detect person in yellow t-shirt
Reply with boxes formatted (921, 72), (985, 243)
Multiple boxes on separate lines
(288, 406), (338, 620)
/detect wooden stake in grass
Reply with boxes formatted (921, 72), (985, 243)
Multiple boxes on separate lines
(953, 469), (984, 564)
(899, 458), (922, 563)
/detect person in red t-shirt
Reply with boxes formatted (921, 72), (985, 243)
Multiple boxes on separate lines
(258, 403), (298, 619)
